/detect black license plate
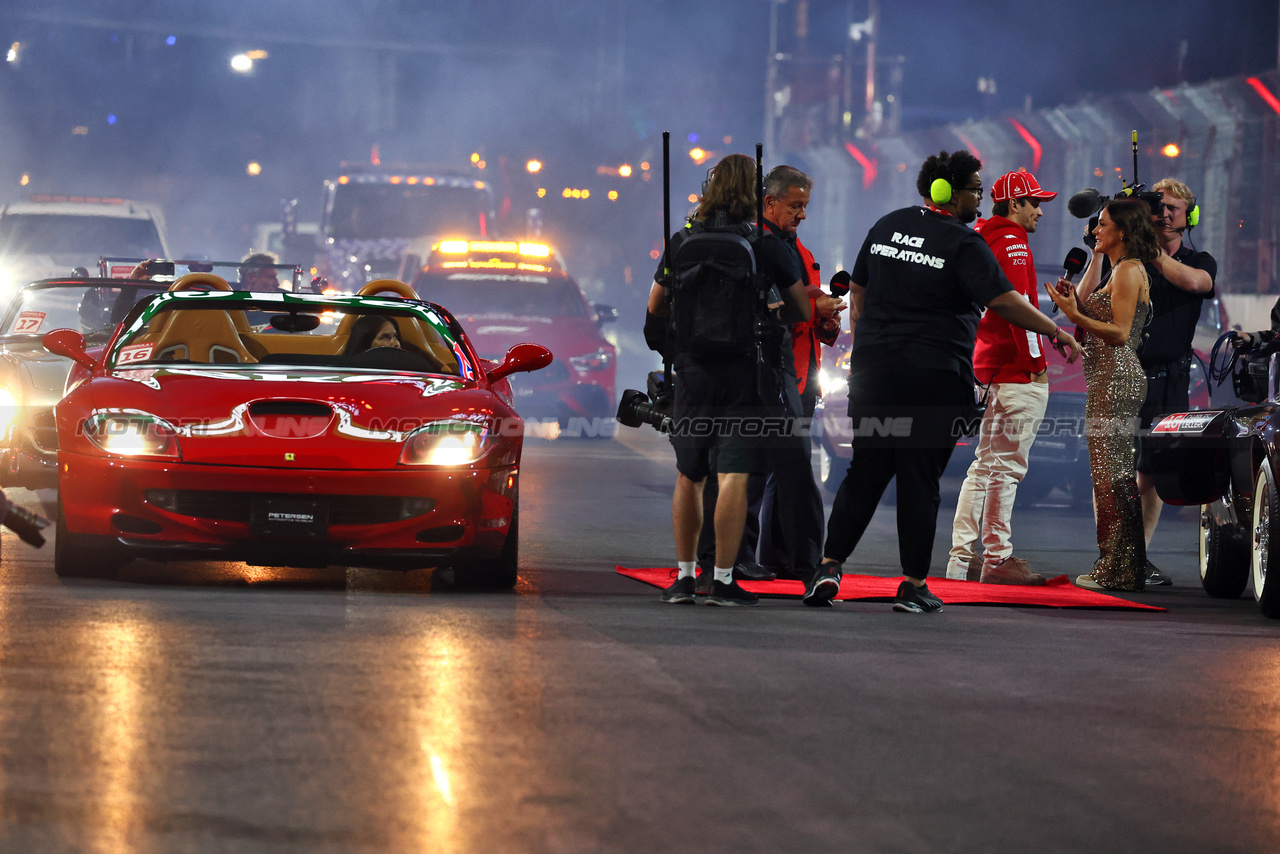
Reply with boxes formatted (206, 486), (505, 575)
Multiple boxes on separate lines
(249, 498), (329, 539)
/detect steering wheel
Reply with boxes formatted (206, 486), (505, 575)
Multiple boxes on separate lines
(168, 272), (233, 292)
(357, 279), (417, 299)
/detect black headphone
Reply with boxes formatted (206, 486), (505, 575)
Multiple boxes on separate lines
(930, 157), (955, 205)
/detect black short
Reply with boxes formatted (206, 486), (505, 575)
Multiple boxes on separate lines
(670, 361), (771, 480)
(1135, 358), (1191, 475)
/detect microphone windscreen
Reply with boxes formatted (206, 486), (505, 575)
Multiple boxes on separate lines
(829, 269), (851, 297)
(1062, 247), (1089, 282)
(1068, 188), (1104, 219)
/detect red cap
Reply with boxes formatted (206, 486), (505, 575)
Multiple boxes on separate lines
(991, 171), (1057, 203)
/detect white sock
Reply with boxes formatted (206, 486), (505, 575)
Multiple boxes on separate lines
(677, 561), (697, 579)
(714, 566), (733, 584)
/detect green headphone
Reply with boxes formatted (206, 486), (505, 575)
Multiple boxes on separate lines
(1186, 195), (1200, 228)
(929, 158), (954, 205)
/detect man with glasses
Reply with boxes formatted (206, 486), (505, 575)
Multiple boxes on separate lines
(805, 151), (1080, 613)
(1075, 177), (1215, 586)
(946, 170), (1059, 585)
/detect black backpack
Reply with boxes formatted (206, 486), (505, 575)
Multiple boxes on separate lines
(667, 215), (767, 358)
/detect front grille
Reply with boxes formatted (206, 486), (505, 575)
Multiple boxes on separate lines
(148, 490), (430, 525)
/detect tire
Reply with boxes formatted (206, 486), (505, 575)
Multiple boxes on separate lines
(1199, 503), (1249, 599)
(462, 506), (519, 589)
(1250, 461), (1280, 618)
(54, 497), (124, 580)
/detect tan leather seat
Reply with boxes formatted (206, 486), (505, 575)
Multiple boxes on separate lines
(153, 310), (257, 364)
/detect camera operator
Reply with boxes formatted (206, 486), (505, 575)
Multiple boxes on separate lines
(645, 153), (811, 607)
(803, 150), (1081, 613)
(1076, 177), (1214, 586)
(693, 165), (843, 590)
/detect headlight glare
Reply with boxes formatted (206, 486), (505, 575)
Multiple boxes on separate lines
(399, 420), (491, 466)
(568, 348), (613, 372)
(84, 411), (180, 459)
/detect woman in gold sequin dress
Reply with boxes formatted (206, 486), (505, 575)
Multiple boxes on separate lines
(1045, 198), (1159, 591)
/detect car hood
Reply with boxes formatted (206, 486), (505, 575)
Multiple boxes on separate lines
(75, 366), (504, 469)
(0, 342), (80, 406)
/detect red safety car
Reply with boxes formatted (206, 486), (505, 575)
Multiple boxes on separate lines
(45, 276), (551, 587)
(410, 239), (618, 435)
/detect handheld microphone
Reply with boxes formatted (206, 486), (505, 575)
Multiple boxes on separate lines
(1049, 249), (1089, 316)
(829, 270), (851, 298)
(1062, 247), (1088, 283)
(1067, 188), (1105, 219)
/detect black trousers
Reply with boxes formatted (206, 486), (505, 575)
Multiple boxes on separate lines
(823, 366), (971, 578)
(757, 385), (823, 574)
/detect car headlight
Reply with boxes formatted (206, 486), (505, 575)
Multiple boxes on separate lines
(399, 419), (492, 466)
(818, 367), (848, 398)
(568, 348), (613, 372)
(0, 386), (20, 435)
(84, 411), (180, 459)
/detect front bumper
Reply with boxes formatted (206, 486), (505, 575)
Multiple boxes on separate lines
(0, 406), (58, 490)
(58, 450), (517, 569)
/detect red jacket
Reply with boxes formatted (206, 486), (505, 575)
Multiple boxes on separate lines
(763, 221), (830, 395)
(973, 215), (1047, 384)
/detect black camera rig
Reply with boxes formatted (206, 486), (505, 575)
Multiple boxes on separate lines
(1067, 130), (1166, 247)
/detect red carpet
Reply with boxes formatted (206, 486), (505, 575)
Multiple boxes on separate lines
(616, 566), (1165, 611)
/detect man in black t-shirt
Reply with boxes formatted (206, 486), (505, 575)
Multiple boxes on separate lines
(645, 154), (810, 607)
(1075, 177), (1214, 586)
(803, 150), (1080, 613)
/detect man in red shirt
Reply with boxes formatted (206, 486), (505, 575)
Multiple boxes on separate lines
(946, 170), (1057, 585)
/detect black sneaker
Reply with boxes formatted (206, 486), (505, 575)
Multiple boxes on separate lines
(695, 571), (713, 596)
(803, 564), (842, 607)
(892, 580), (943, 613)
(705, 579), (759, 606)
(1144, 560), (1173, 586)
(733, 562), (778, 581)
(660, 575), (697, 604)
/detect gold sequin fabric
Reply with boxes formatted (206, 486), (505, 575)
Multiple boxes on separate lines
(1081, 273), (1150, 590)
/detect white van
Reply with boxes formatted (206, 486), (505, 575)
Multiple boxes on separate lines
(0, 195), (170, 298)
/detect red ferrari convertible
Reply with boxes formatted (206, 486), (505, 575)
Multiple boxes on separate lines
(43, 276), (551, 587)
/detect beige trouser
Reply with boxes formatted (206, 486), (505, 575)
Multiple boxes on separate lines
(946, 379), (1050, 579)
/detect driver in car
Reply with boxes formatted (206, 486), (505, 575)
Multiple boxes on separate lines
(343, 315), (404, 355)
(239, 252), (282, 292)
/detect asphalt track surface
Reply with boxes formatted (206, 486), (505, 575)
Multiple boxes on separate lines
(0, 430), (1275, 853)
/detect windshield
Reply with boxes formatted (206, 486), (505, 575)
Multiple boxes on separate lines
(414, 272), (588, 318)
(111, 298), (470, 377)
(3, 283), (167, 343)
(0, 214), (165, 257)
(327, 184), (489, 241)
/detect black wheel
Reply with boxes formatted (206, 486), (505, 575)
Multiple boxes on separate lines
(1250, 461), (1280, 618)
(462, 506), (518, 589)
(54, 496), (123, 580)
(1199, 502), (1249, 599)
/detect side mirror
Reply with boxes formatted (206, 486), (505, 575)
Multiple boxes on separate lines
(487, 343), (553, 383)
(42, 329), (99, 371)
(592, 302), (619, 324)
